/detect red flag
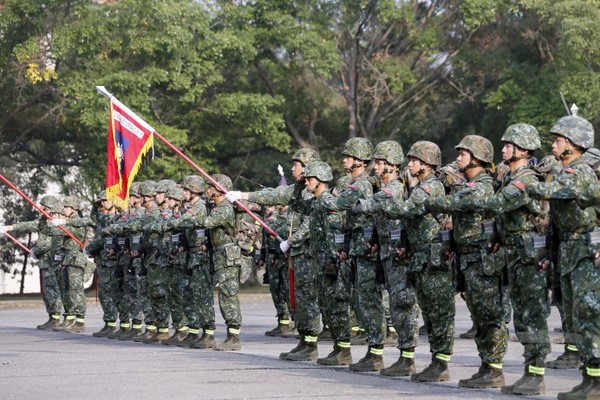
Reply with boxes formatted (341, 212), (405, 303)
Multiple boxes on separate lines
(105, 99), (154, 210)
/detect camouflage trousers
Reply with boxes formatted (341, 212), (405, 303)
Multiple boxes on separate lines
(126, 257), (143, 322)
(167, 253), (188, 329)
(353, 255), (386, 345)
(560, 242), (600, 365)
(504, 244), (550, 361)
(382, 255), (418, 349)
(292, 253), (320, 336)
(414, 254), (455, 356)
(214, 250), (241, 329)
(319, 260), (351, 342)
(58, 264), (86, 318)
(460, 249), (508, 365)
(147, 256), (171, 329)
(39, 262), (63, 316)
(265, 253), (290, 320)
(185, 250), (213, 330)
(97, 261), (120, 322)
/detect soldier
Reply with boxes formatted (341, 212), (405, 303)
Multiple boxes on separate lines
(2, 195), (63, 329)
(318, 137), (387, 372)
(353, 140), (424, 376)
(527, 115), (600, 400)
(225, 148), (320, 361)
(204, 174), (242, 351)
(289, 161), (353, 366)
(426, 135), (508, 389)
(161, 185), (190, 345)
(377, 141), (454, 382)
(469, 125), (551, 395)
(51, 196), (89, 333)
(168, 175), (212, 349)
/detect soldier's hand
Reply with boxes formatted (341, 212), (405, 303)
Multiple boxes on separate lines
(51, 218), (66, 226)
(0, 226), (6, 234)
(279, 240), (291, 253)
(536, 257), (552, 272)
(225, 191), (242, 203)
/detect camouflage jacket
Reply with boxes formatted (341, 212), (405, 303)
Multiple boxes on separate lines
(204, 200), (235, 249)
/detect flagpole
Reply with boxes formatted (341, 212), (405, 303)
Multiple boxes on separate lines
(0, 174), (85, 249)
(3, 232), (32, 254)
(96, 86), (283, 242)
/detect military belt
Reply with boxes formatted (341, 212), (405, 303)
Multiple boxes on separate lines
(215, 243), (235, 252)
(456, 244), (480, 254)
(559, 232), (586, 242)
(501, 235), (523, 246)
(410, 243), (431, 253)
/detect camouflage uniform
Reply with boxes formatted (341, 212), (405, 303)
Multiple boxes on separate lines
(289, 161), (353, 364)
(205, 174), (242, 350)
(475, 124), (551, 395)
(426, 135), (508, 388)
(381, 141), (455, 381)
(527, 115), (600, 399)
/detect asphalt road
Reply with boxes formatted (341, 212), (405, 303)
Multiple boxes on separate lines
(0, 293), (581, 400)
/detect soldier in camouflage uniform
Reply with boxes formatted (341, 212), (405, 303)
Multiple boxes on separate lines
(426, 135), (508, 389)
(353, 141), (424, 376)
(468, 125), (551, 395)
(225, 148), (320, 361)
(90, 191), (122, 337)
(3, 195), (63, 330)
(527, 115), (600, 400)
(263, 205), (293, 337)
(290, 161), (354, 366)
(51, 196), (89, 333)
(205, 174), (242, 351)
(161, 185), (190, 345)
(317, 137), (386, 372)
(167, 175), (213, 349)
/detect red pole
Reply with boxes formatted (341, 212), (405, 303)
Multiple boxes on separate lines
(3, 232), (31, 254)
(0, 174), (85, 248)
(153, 131), (283, 242)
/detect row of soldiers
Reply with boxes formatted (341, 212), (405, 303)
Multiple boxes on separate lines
(3, 174), (247, 351)
(2, 113), (599, 399)
(223, 114), (599, 400)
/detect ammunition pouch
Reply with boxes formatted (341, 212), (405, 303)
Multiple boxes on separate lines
(479, 246), (506, 277)
(323, 261), (338, 278)
(221, 244), (242, 267)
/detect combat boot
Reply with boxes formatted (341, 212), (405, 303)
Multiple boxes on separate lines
(349, 345), (384, 372)
(285, 336), (318, 361)
(546, 346), (582, 369)
(317, 326), (332, 341)
(119, 321), (143, 340)
(133, 326), (157, 342)
(350, 329), (367, 345)
(280, 337), (306, 359)
(558, 366), (600, 400)
(53, 316), (76, 331)
(265, 316), (292, 337)
(458, 362), (505, 389)
(144, 328), (170, 344)
(459, 324), (477, 339)
(317, 342), (353, 366)
(162, 328), (188, 346)
(190, 329), (217, 349)
(380, 349), (416, 377)
(411, 354), (450, 382)
(178, 328), (200, 348)
(37, 315), (61, 330)
(108, 322), (130, 339)
(384, 327), (399, 347)
(216, 328), (241, 351)
(92, 321), (117, 338)
(501, 359), (546, 395)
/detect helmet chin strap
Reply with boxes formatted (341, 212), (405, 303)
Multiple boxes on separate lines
(345, 159), (364, 173)
(410, 167), (425, 178)
(559, 141), (574, 160)
(507, 146), (529, 163)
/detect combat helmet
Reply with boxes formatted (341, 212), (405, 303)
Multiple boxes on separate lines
(63, 195), (80, 210)
(182, 175), (205, 194)
(139, 180), (157, 197)
(373, 141), (404, 165)
(50, 202), (65, 216)
(549, 115), (595, 150)
(40, 195), (59, 209)
(291, 148), (320, 166)
(130, 182), (142, 197)
(208, 174), (233, 192)
(166, 186), (186, 201)
(501, 123), (541, 151)
(341, 137), (373, 161)
(303, 161), (333, 182)
(455, 135), (494, 164)
(155, 179), (177, 193)
(407, 141), (442, 166)
(97, 190), (108, 202)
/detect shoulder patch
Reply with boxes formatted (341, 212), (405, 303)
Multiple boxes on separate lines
(512, 180), (525, 191)
(349, 184), (358, 190)
(422, 185), (432, 194)
(382, 188), (392, 195)
(564, 168), (576, 174)
(466, 182), (476, 188)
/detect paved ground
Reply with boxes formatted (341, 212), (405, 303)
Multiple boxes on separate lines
(0, 293), (580, 400)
